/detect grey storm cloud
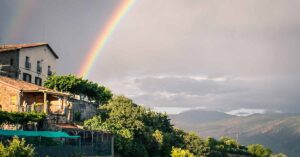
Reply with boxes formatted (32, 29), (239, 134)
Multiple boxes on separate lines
(1, 0), (300, 113)
(134, 76), (244, 95)
(124, 75), (300, 112)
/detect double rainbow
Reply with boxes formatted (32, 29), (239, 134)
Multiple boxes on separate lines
(1, 0), (38, 42)
(78, 0), (136, 78)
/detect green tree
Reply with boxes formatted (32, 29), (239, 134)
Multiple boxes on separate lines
(182, 132), (204, 156)
(1, 137), (35, 157)
(171, 147), (194, 157)
(0, 143), (5, 156)
(44, 74), (112, 104)
(84, 96), (177, 157)
(83, 95), (281, 157)
(247, 144), (272, 157)
(152, 130), (164, 148)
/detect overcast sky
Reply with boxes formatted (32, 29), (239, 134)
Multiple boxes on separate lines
(1, 0), (300, 114)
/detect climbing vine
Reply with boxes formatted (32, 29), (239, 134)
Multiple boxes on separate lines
(0, 111), (46, 125)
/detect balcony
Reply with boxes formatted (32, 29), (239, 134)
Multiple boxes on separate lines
(37, 65), (42, 74)
(0, 65), (19, 78)
(25, 62), (31, 70)
(48, 70), (52, 76)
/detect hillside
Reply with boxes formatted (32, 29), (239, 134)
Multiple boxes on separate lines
(170, 111), (300, 157)
(169, 110), (235, 124)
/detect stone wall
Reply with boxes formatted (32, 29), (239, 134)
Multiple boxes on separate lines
(0, 83), (19, 112)
(70, 98), (98, 121)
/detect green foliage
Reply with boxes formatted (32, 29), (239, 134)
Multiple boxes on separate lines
(73, 111), (81, 122)
(171, 147), (194, 157)
(44, 74), (112, 104)
(0, 143), (5, 156)
(247, 144), (272, 157)
(0, 111), (46, 125)
(84, 115), (106, 131)
(83, 95), (256, 157)
(84, 96), (176, 157)
(182, 132), (204, 156)
(152, 130), (164, 146)
(0, 137), (35, 157)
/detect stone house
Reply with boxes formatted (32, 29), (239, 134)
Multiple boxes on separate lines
(0, 76), (72, 123)
(0, 43), (58, 86)
(0, 76), (100, 123)
(0, 76), (114, 156)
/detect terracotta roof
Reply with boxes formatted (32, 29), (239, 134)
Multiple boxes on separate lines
(0, 76), (68, 95)
(0, 43), (59, 59)
(55, 123), (80, 130)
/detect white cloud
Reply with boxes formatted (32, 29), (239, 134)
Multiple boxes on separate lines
(151, 106), (207, 115)
(226, 108), (266, 116)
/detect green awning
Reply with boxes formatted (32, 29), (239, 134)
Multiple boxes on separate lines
(0, 130), (80, 139)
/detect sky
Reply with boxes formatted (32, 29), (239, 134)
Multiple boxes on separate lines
(0, 0), (300, 115)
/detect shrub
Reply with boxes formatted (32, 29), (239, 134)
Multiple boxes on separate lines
(0, 137), (35, 157)
(171, 147), (195, 157)
(0, 111), (46, 125)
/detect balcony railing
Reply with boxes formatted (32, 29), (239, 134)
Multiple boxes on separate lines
(0, 65), (19, 78)
(37, 66), (42, 74)
(25, 62), (31, 70)
(0, 65), (18, 72)
(48, 70), (52, 76)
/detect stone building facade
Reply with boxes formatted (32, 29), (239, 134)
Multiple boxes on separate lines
(0, 77), (71, 121)
(0, 77), (71, 116)
(0, 76), (99, 124)
(0, 76), (114, 156)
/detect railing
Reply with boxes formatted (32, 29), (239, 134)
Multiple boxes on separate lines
(0, 65), (18, 72)
(25, 62), (31, 70)
(0, 65), (19, 78)
(37, 65), (42, 74)
(48, 70), (52, 76)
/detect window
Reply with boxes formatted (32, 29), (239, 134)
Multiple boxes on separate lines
(48, 65), (52, 76)
(23, 73), (32, 83)
(10, 58), (14, 66)
(25, 56), (31, 69)
(10, 96), (17, 105)
(37, 61), (42, 74)
(35, 77), (42, 86)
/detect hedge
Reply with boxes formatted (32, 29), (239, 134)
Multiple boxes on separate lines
(0, 111), (46, 125)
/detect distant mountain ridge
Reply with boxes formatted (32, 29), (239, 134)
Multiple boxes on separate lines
(170, 110), (300, 157)
(169, 110), (234, 124)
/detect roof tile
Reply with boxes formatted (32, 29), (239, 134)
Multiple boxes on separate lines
(0, 77), (67, 95)
(0, 43), (59, 58)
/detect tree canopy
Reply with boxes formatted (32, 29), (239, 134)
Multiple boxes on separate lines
(43, 75), (287, 157)
(171, 147), (194, 157)
(247, 144), (273, 157)
(84, 96), (175, 157)
(84, 95), (272, 157)
(0, 137), (35, 157)
(44, 74), (112, 104)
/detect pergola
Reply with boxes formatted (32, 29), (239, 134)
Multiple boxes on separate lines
(0, 129), (113, 157)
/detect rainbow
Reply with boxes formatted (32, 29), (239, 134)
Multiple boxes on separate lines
(1, 0), (38, 42)
(78, 0), (136, 78)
